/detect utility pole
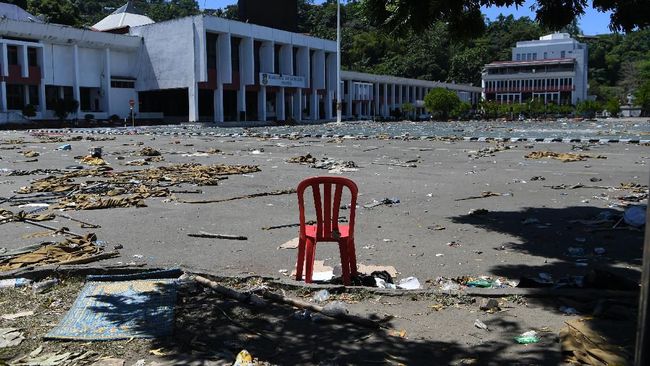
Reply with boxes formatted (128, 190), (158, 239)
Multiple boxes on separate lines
(336, 0), (342, 123)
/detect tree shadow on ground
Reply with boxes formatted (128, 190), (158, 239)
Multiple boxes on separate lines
(84, 281), (563, 365)
(450, 205), (643, 364)
(450, 205), (643, 283)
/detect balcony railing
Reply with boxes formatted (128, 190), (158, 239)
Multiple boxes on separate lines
(484, 85), (575, 93)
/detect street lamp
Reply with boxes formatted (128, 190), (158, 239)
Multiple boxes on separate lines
(336, 0), (342, 124)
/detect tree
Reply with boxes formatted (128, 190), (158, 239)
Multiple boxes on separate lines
(636, 81), (650, 116)
(401, 102), (415, 119)
(21, 104), (36, 119)
(424, 88), (461, 120)
(27, 0), (80, 26)
(364, 0), (649, 37)
(576, 100), (602, 118)
(53, 98), (79, 121)
(605, 98), (621, 116)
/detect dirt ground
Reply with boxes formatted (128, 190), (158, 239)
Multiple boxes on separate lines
(0, 126), (646, 365)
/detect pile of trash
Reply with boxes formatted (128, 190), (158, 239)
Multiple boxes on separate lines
(286, 153), (317, 164)
(13, 163), (261, 210)
(525, 151), (606, 162)
(0, 233), (115, 271)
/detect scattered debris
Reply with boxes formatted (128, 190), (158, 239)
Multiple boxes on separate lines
(525, 151), (606, 162)
(479, 298), (500, 312)
(0, 328), (24, 348)
(468, 208), (488, 216)
(188, 231), (248, 241)
(515, 330), (540, 344)
(397, 277), (421, 290)
(139, 147), (161, 156)
(287, 153), (317, 164)
(181, 188), (294, 204)
(474, 319), (489, 331)
(278, 237), (299, 250)
(363, 197), (400, 208)
(560, 318), (632, 365)
(455, 191), (501, 201)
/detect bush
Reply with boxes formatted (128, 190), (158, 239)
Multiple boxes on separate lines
(605, 98), (621, 117)
(53, 98), (79, 121)
(21, 104), (36, 118)
(451, 101), (471, 119)
(84, 114), (95, 122)
(109, 114), (121, 122)
(424, 88), (460, 120)
(576, 100), (601, 118)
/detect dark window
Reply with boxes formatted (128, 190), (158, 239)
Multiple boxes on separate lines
(111, 80), (135, 88)
(27, 48), (37, 67)
(28, 85), (39, 105)
(6, 84), (24, 110)
(63, 86), (73, 100)
(231, 37), (240, 73)
(80, 87), (92, 111)
(206, 33), (217, 69)
(45, 85), (59, 110)
(7, 46), (18, 65)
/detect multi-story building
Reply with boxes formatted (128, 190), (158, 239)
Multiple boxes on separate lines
(0, 2), (481, 124)
(482, 33), (588, 105)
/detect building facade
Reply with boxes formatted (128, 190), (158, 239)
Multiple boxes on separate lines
(0, 3), (480, 124)
(482, 33), (588, 105)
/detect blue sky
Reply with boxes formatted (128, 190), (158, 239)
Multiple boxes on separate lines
(199, 0), (613, 35)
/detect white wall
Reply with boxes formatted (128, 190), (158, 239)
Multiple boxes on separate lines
(78, 47), (103, 87)
(130, 17), (197, 91)
(43, 44), (74, 86)
(111, 50), (137, 78)
(110, 88), (136, 118)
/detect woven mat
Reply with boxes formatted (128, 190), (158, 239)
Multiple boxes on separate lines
(46, 270), (179, 340)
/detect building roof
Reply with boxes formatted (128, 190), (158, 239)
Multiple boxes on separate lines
(0, 3), (41, 23)
(92, 1), (154, 31)
(485, 58), (576, 68)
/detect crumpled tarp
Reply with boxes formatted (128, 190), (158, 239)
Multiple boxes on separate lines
(560, 318), (633, 366)
(0, 233), (110, 271)
(0, 209), (55, 222)
(525, 151), (606, 162)
(15, 163), (261, 210)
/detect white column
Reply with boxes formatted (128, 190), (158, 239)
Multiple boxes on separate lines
(0, 82), (6, 112)
(293, 89), (302, 122)
(276, 87), (285, 121)
(188, 82), (199, 122)
(239, 37), (253, 121)
(258, 86), (267, 121)
(310, 91), (318, 120)
(18, 45), (28, 78)
(72, 45), (80, 115)
(279, 44), (293, 75)
(214, 85), (224, 122)
(217, 34), (232, 84)
(382, 83), (388, 117)
(372, 83), (378, 116)
(38, 83), (45, 114)
(103, 48), (111, 115)
(260, 41), (274, 73)
(0, 43), (7, 77)
(325, 90), (333, 120)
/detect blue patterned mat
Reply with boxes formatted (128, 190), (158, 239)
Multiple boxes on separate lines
(46, 271), (179, 340)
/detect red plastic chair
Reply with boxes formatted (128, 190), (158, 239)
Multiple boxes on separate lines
(295, 176), (358, 285)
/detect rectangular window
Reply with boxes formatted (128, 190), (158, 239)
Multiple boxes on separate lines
(532, 53), (537, 60)
(110, 79), (135, 88)
(543, 52), (547, 59)
(7, 46), (18, 65)
(27, 48), (37, 67)
(516, 54), (521, 61)
(6, 84), (24, 110)
(561, 50), (566, 58)
(28, 85), (39, 105)
(45, 85), (59, 110)
(63, 86), (73, 100)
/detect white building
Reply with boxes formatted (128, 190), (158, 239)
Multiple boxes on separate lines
(482, 33), (588, 105)
(0, 2), (480, 124)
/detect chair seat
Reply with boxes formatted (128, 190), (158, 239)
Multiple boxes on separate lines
(304, 225), (350, 240)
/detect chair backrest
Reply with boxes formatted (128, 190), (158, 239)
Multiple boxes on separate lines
(297, 176), (358, 241)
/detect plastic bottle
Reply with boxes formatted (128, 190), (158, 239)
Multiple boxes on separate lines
(312, 289), (330, 303)
(32, 278), (59, 293)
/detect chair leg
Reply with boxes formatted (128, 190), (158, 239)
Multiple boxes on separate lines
(338, 241), (351, 285)
(304, 237), (316, 283)
(295, 237), (306, 281)
(348, 238), (357, 277)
